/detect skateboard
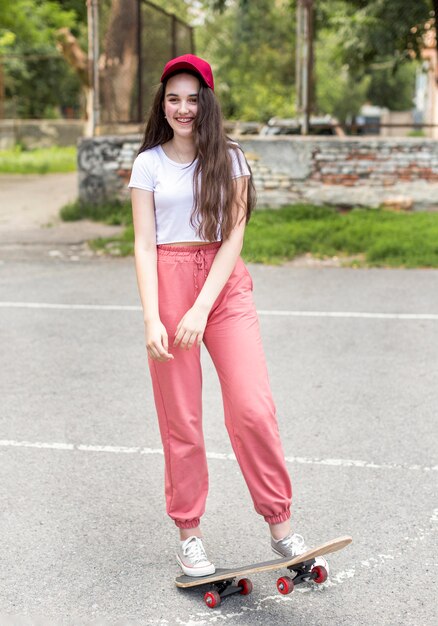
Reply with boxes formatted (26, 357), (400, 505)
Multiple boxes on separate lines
(175, 535), (352, 608)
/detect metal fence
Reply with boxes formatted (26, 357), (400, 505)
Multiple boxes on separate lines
(99, 0), (194, 125)
(0, 1), (193, 124)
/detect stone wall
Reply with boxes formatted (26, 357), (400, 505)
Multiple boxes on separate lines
(78, 135), (438, 210)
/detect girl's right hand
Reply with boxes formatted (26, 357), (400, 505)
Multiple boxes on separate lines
(144, 320), (174, 362)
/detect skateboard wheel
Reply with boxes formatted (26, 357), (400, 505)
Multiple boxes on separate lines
(238, 578), (253, 596)
(204, 590), (221, 608)
(312, 565), (328, 584)
(277, 576), (294, 595)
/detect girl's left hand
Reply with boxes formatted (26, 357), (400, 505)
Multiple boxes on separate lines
(173, 305), (209, 350)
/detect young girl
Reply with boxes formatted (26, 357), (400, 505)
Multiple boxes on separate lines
(129, 54), (319, 577)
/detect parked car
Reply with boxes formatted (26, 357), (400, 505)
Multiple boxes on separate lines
(260, 115), (344, 136)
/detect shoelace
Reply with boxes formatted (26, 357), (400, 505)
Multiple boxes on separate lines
(183, 537), (208, 564)
(282, 533), (307, 555)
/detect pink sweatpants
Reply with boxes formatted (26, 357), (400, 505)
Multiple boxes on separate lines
(148, 242), (292, 529)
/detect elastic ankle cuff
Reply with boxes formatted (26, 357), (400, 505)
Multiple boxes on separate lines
(174, 517), (201, 529)
(265, 510), (291, 525)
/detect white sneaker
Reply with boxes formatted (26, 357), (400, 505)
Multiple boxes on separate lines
(176, 536), (216, 577)
(271, 532), (330, 575)
(271, 532), (308, 558)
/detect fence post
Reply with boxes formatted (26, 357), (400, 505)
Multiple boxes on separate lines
(137, 0), (143, 123)
(296, 0), (314, 135)
(86, 0), (100, 136)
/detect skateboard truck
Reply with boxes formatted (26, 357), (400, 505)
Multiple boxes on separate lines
(204, 577), (253, 608)
(277, 558), (328, 596)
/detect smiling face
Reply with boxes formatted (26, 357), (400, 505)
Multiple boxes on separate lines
(163, 73), (200, 139)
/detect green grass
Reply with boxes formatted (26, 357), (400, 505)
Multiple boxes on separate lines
(60, 200), (438, 267)
(61, 199), (135, 256)
(60, 198), (131, 225)
(0, 145), (77, 174)
(89, 224), (135, 257)
(244, 204), (438, 267)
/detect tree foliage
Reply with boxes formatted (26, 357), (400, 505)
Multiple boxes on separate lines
(197, 0), (296, 120)
(200, 0), (434, 120)
(316, 0), (435, 71)
(0, 0), (84, 117)
(311, 0), (432, 118)
(314, 31), (371, 122)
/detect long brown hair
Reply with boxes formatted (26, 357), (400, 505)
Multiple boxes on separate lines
(138, 75), (256, 241)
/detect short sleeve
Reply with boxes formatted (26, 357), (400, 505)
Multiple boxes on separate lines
(128, 151), (155, 191)
(229, 145), (250, 179)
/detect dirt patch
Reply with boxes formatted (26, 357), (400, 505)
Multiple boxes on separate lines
(0, 173), (123, 259)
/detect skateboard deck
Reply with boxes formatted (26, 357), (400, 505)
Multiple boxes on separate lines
(175, 535), (352, 608)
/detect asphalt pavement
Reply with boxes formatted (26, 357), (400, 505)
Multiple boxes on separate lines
(0, 175), (437, 625)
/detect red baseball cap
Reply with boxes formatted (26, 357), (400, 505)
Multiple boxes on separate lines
(160, 54), (214, 91)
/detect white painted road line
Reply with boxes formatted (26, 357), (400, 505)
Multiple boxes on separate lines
(0, 301), (438, 320)
(0, 439), (436, 472)
(257, 310), (438, 320)
(0, 302), (141, 311)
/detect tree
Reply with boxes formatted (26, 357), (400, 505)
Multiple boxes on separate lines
(367, 63), (418, 112)
(316, 0), (435, 72)
(313, 0), (430, 116)
(206, 0), (436, 60)
(1, 0), (192, 121)
(197, 0), (296, 120)
(313, 5), (423, 120)
(199, 0), (435, 121)
(314, 31), (371, 122)
(56, 0), (138, 123)
(0, 0), (82, 118)
(57, 0), (194, 124)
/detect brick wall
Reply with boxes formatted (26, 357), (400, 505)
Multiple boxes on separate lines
(78, 135), (438, 210)
(311, 140), (438, 185)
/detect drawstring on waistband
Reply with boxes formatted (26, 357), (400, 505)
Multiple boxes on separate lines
(155, 242), (222, 289)
(194, 249), (206, 272)
(193, 248), (208, 289)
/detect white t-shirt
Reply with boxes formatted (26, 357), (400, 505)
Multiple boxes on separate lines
(128, 143), (250, 244)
